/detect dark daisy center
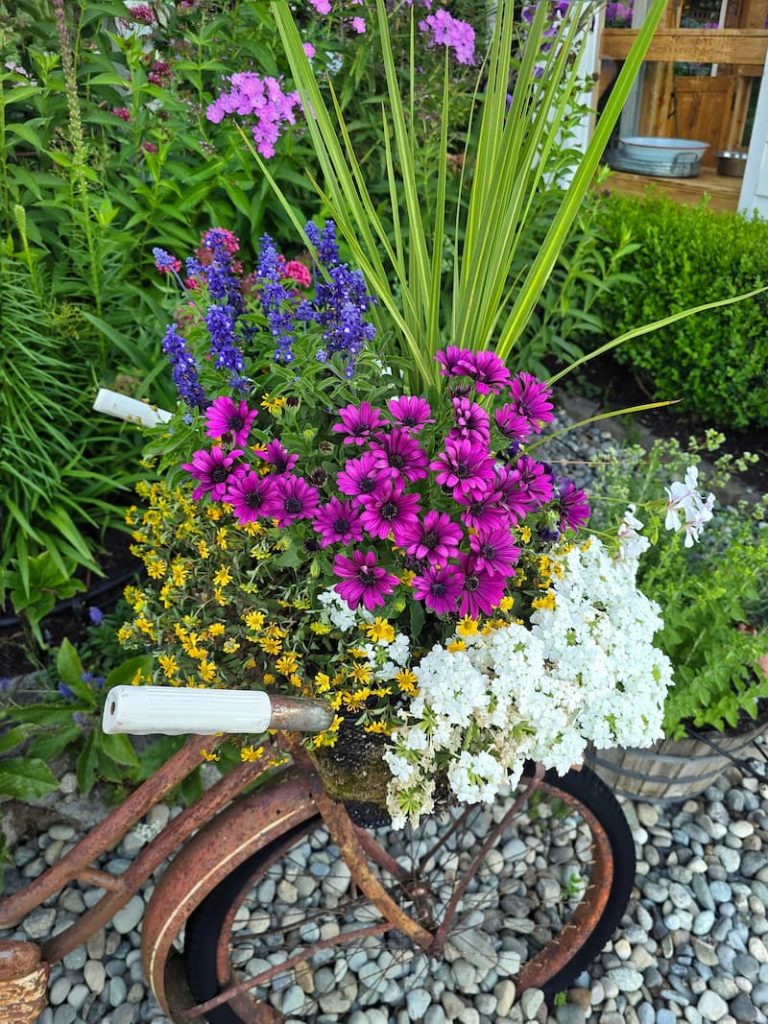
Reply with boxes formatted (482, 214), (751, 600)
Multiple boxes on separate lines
(246, 490), (264, 508)
(228, 414), (244, 431)
(381, 501), (398, 520)
(422, 530), (439, 549)
(431, 581), (446, 597)
(359, 476), (377, 494)
(359, 566), (374, 581)
(333, 517), (350, 534)
(274, 457), (288, 473)
(480, 543), (496, 560)
(464, 575), (480, 592)
(284, 497), (302, 514)
(469, 501), (486, 516)
(211, 466), (230, 483)
(402, 415), (418, 426)
(455, 462), (470, 479)
(388, 454), (405, 469)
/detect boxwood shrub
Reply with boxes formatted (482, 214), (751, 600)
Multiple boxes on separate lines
(594, 192), (768, 429)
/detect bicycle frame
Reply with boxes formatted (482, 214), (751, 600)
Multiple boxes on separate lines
(0, 733), (556, 1024)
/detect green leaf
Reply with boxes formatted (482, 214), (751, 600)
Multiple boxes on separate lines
(57, 638), (85, 689)
(26, 725), (81, 761)
(95, 728), (140, 768)
(105, 655), (154, 688)
(0, 725), (36, 755)
(76, 733), (98, 795)
(0, 758), (59, 800)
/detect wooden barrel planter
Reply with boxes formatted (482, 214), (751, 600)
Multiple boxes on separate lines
(585, 705), (768, 803)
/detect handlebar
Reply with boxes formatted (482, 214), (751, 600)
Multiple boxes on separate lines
(102, 685), (334, 735)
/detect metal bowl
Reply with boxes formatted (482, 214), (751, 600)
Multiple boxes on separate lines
(716, 150), (748, 178)
(618, 136), (709, 164)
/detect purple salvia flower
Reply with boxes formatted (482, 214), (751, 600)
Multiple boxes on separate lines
(162, 323), (207, 409)
(205, 305), (245, 387)
(256, 233), (296, 363)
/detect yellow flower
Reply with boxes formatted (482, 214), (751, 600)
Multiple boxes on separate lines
(447, 639), (466, 653)
(213, 566), (233, 588)
(223, 638), (240, 654)
(532, 592), (557, 611)
(310, 622), (332, 635)
(348, 647), (368, 659)
(240, 745), (265, 762)
(315, 672), (331, 693)
(135, 615), (155, 638)
(519, 526), (532, 544)
(199, 659), (217, 683)
(243, 611), (265, 632)
(238, 521), (262, 537)
(289, 673), (303, 689)
(216, 527), (229, 549)
(200, 748), (220, 762)
(265, 624), (288, 639)
(158, 654), (179, 679)
(205, 506), (223, 522)
(364, 721), (392, 735)
(399, 569), (416, 586)
(365, 618), (395, 644)
(207, 623), (226, 637)
(394, 668), (418, 695)
(130, 668), (147, 686)
(197, 540), (210, 559)
(259, 636), (283, 656)
(171, 560), (190, 587)
(499, 596), (514, 612)
(117, 624), (135, 645)
(159, 583), (172, 609)
(580, 538), (592, 552)
(311, 714), (343, 749)
(261, 393), (287, 415)
(213, 587), (231, 607)
(262, 673), (276, 684)
(276, 652), (300, 676)
(348, 663), (373, 685)
(456, 616), (479, 638)
(146, 559), (167, 580)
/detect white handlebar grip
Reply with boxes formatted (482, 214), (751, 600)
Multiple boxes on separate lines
(93, 388), (172, 427)
(102, 686), (334, 735)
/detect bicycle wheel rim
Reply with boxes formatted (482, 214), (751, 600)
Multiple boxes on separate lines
(184, 764), (634, 1023)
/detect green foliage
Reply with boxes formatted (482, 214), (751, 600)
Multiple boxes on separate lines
(593, 193), (768, 429)
(590, 435), (768, 737)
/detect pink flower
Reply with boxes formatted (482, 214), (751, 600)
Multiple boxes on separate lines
(226, 471), (276, 523)
(469, 528), (520, 577)
(412, 564), (463, 615)
(263, 476), (320, 527)
(337, 453), (388, 501)
(454, 484), (509, 532)
(350, 16), (366, 32)
(370, 429), (429, 483)
(204, 396), (258, 447)
(112, 107), (131, 122)
(397, 510), (463, 564)
(451, 397), (490, 445)
(359, 479), (421, 543)
(303, 42), (316, 59)
(307, 0), (331, 13)
(462, 351), (511, 395)
(419, 9), (475, 65)
(141, 141), (158, 154)
(181, 446), (244, 501)
(387, 396), (433, 432)
(253, 439), (299, 475)
(514, 455), (555, 506)
(281, 260), (311, 288)
(313, 497), (364, 548)
(509, 372), (555, 432)
(333, 550), (400, 611)
(557, 480), (590, 533)
(332, 402), (386, 445)
(495, 404), (532, 444)
(456, 554), (507, 617)
(430, 438), (495, 498)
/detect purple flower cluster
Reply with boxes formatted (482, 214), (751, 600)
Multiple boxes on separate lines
(162, 324), (206, 409)
(605, 1), (633, 26)
(206, 73), (301, 159)
(206, 305), (245, 387)
(419, 8), (475, 65)
(256, 233), (300, 364)
(181, 348), (589, 617)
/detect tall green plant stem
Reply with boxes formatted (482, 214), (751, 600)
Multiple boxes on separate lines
(52, 0), (102, 316)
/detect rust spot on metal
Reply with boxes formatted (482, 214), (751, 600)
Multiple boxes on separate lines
(0, 964), (49, 1023)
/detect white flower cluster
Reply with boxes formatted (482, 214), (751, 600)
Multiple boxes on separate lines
(384, 538), (673, 827)
(318, 588), (364, 632)
(664, 466), (715, 547)
(359, 631), (411, 681)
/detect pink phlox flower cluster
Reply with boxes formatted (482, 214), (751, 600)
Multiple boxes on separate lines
(206, 74), (301, 159)
(126, 3), (155, 24)
(148, 59), (172, 87)
(350, 17), (366, 33)
(280, 259), (312, 289)
(303, 42), (316, 59)
(419, 9), (475, 65)
(307, 0), (331, 13)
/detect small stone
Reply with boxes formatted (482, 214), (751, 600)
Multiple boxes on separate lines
(108, 975), (128, 1007)
(62, 946), (87, 971)
(66, 983), (89, 1011)
(50, 977), (72, 1005)
(568, 987), (592, 1011)
(59, 772), (77, 795)
(85, 929), (106, 960)
(608, 967), (643, 993)
(23, 907), (56, 939)
(697, 990), (728, 1021)
(715, 846), (740, 874)
(111, 1008), (136, 1024)
(111, 895), (144, 935)
(630, 946), (655, 971)
(424, 1007), (447, 1024)
(494, 980), (516, 1016)
(656, 1011), (676, 1024)
(692, 940), (719, 967)
(729, 993), (758, 1022)
(277, 879), (298, 903)
(280, 985), (305, 1016)
(555, 1006), (586, 1024)
(441, 991), (466, 1020)
(521, 987), (545, 1019)
(749, 936), (768, 963)
(407, 988), (431, 1019)
(730, 821), (755, 839)
(637, 804), (659, 828)
(692, 910), (716, 936)
(52, 1007), (76, 1024)
(614, 938), (632, 960)
(84, 959), (105, 993)
(49, 823), (76, 841)
(741, 852), (768, 878)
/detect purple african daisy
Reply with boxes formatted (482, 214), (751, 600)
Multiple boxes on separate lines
(254, 438), (299, 475)
(333, 549), (400, 611)
(494, 465), (536, 523)
(456, 553), (508, 617)
(182, 446), (245, 501)
(515, 455), (555, 506)
(412, 564), (464, 615)
(435, 345), (471, 378)
(336, 453), (388, 502)
(454, 483), (509, 531)
(387, 396), (434, 432)
(509, 372), (555, 432)
(370, 429), (429, 483)
(313, 497), (364, 548)
(461, 350), (511, 395)
(557, 480), (590, 533)
(451, 397), (491, 445)
(205, 396), (258, 447)
(397, 510), (463, 564)
(331, 401), (386, 445)
(359, 479), (421, 543)
(430, 438), (496, 498)
(263, 475), (320, 527)
(495, 403), (533, 444)
(226, 471), (277, 523)
(469, 527), (521, 577)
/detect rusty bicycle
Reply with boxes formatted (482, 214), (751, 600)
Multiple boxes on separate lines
(0, 681), (635, 1024)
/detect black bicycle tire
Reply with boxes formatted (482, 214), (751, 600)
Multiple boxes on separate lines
(183, 764), (634, 1022)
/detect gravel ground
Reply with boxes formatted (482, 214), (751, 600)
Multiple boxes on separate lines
(2, 739), (767, 1024)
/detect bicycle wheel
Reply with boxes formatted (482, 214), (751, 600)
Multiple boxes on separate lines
(184, 764), (634, 1023)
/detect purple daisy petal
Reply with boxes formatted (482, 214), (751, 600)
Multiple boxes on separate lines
(369, 429), (429, 483)
(509, 372), (555, 431)
(456, 553), (508, 617)
(451, 397), (491, 445)
(430, 438), (496, 498)
(557, 479), (590, 533)
(358, 479), (421, 543)
(331, 401), (387, 445)
(205, 396), (258, 447)
(454, 483), (510, 531)
(336, 453), (389, 501)
(494, 403), (533, 444)
(253, 438), (299, 474)
(313, 497), (365, 548)
(263, 475), (320, 527)
(226, 471), (277, 523)
(181, 446), (245, 501)
(468, 527), (521, 577)
(397, 509), (463, 564)
(387, 396), (434, 432)
(412, 564), (464, 615)
(461, 350), (511, 395)
(333, 549), (400, 611)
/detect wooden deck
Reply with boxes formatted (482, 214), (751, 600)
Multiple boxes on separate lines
(598, 165), (743, 213)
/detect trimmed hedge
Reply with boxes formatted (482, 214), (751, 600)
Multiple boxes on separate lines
(594, 192), (768, 429)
